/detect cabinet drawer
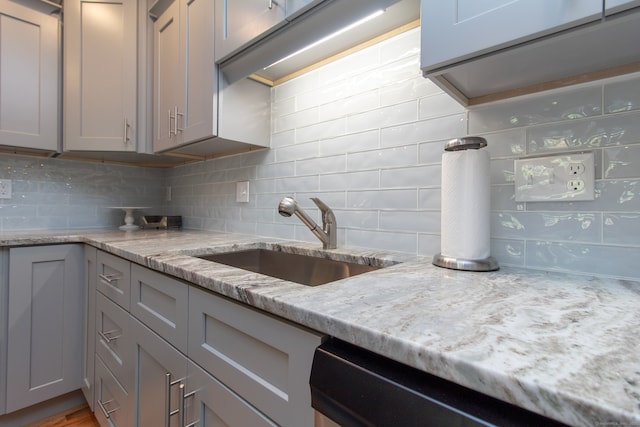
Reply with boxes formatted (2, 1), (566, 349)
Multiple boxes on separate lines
(188, 287), (325, 427)
(186, 360), (277, 427)
(97, 251), (131, 310)
(130, 264), (189, 353)
(95, 356), (130, 427)
(96, 292), (131, 391)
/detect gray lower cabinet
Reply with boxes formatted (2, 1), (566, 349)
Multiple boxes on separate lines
(89, 250), (325, 427)
(186, 359), (276, 427)
(94, 355), (130, 427)
(82, 245), (98, 411)
(129, 316), (186, 427)
(188, 286), (324, 426)
(6, 244), (83, 413)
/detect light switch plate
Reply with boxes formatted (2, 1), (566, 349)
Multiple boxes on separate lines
(514, 152), (595, 202)
(236, 181), (249, 203)
(0, 179), (11, 199)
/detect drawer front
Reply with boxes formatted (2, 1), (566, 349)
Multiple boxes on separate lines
(96, 292), (131, 391)
(95, 356), (130, 427)
(97, 251), (131, 310)
(188, 287), (324, 427)
(186, 360), (277, 427)
(130, 264), (189, 353)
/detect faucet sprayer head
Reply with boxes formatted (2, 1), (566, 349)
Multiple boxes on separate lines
(278, 197), (297, 217)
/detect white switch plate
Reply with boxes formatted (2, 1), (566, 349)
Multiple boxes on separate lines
(0, 179), (11, 199)
(514, 152), (595, 202)
(236, 181), (249, 203)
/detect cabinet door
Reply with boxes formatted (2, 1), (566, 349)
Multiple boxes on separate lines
(214, 0), (287, 62)
(153, 0), (182, 152)
(130, 316), (187, 427)
(0, 0), (58, 151)
(130, 264), (189, 354)
(64, 0), (137, 152)
(180, 0), (216, 144)
(421, 0), (602, 71)
(95, 355), (130, 427)
(96, 250), (131, 310)
(96, 292), (131, 391)
(188, 286), (324, 427)
(185, 360), (277, 427)
(605, 0), (640, 15)
(82, 245), (98, 410)
(6, 245), (83, 413)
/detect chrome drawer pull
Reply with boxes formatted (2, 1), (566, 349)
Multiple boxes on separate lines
(97, 398), (119, 419)
(165, 373), (184, 427)
(98, 329), (122, 343)
(99, 273), (123, 284)
(181, 384), (198, 427)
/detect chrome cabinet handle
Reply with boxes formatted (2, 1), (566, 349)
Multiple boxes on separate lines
(268, 0), (278, 9)
(99, 273), (123, 284)
(182, 384), (197, 427)
(97, 398), (119, 419)
(123, 118), (130, 144)
(169, 109), (175, 137)
(165, 372), (183, 427)
(174, 106), (183, 133)
(98, 328), (121, 344)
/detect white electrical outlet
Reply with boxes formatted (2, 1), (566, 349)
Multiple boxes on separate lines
(0, 179), (11, 199)
(514, 152), (595, 202)
(236, 181), (249, 203)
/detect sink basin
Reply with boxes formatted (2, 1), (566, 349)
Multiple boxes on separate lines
(197, 249), (383, 286)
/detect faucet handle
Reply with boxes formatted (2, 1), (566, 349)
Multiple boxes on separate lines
(310, 197), (331, 214)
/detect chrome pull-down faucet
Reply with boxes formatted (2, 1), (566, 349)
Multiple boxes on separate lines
(278, 196), (337, 249)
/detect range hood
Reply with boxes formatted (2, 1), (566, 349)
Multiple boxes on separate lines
(220, 0), (420, 84)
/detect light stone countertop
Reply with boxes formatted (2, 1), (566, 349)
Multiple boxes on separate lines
(2, 229), (639, 427)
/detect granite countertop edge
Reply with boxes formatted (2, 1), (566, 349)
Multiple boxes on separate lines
(2, 229), (639, 427)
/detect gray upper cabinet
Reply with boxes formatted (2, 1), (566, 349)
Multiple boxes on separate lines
(0, 0), (58, 152)
(421, 0), (602, 72)
(64, 0), (139, 152)
(421, 0), (640, 105)
(605, 0), (640, 14)
(153, 0), (270, 157)
(214, 0), (287, 63)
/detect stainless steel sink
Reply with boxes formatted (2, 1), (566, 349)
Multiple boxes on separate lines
(197, 249), (383, 286)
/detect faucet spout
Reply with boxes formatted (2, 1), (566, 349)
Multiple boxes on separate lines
(278, 196), (337, 249)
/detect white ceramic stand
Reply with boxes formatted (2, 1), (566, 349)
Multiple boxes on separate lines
(109, 207), (150, 231)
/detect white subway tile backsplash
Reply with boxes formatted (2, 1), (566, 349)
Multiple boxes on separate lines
(468, 85), (602, 134)
(347, 145), (418, 171)
(380, 165), (440, 188)
(380, 113), (466, 147)
(418, 93), (465, 120)
(603, 74), (640, 114)
(347, 189), (417, 210)
(319, 131), (380, 157)
(319, 170), (380, 191)
(5, 26), (637, 279)
(347, 100), (417, 134)
(379, 210), (440, 234)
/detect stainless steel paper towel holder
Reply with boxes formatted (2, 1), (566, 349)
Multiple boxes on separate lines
(433, 136), (499, 272)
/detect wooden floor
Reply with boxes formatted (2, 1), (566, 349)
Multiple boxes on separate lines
(25, 404), (99, 427)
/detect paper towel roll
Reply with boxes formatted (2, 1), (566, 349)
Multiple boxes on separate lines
(440, 148), (491, 260)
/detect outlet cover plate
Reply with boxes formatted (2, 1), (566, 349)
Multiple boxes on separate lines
(514, 152), (595, 202)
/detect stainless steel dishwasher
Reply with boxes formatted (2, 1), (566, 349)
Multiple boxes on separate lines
(310, 338), (569, 427)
